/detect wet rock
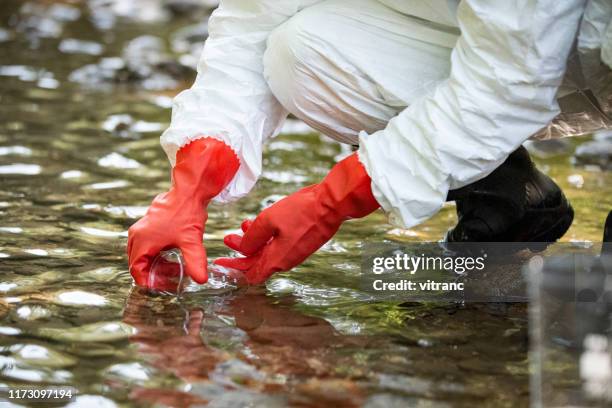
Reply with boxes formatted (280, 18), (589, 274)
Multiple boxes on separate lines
(45, 4), (82, 22)
(171, 22), (208, 58)
(54, 290), (108, 306)
(0, 271), (63, 295)
(106, 362), (150, 383)
(59, 39), (105, 56)
(37, 76), (60, 89)
(101, 114), (132, 134)
(15, 305), (51, 321)
(165, 0), (218, 16)
(148, 95), (174, 109)
(79, 266), (126, 282)
(139, 72), (182, 91)
(98, 152), (141, 169)
(66, 342), (117, 358)
(101, 113), (164, 138)
(85, 180), (130, 190)
(69, 36), (195, 90)
(14, 3), (80, 42)
(11, 344), (77, 368)
(87, 0), (170, 30)
(68, 57), (126, 88)
(0, 65), (46, 82)
(0, 355), (72, 383)
(123, 35), (194, 87)
(0, 28), (12, 42)
(122, 35), (166, 75)
(524, 139), (572, 158)
(573, 138), (612, 170)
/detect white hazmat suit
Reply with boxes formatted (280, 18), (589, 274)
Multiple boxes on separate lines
(161, 0), (612, 228)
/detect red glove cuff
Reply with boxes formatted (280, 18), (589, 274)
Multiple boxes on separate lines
(320, 153), (380, 219)
(173, 137), (240, 202)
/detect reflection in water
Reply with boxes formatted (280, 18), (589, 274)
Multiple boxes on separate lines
(123, 287), (367, 406)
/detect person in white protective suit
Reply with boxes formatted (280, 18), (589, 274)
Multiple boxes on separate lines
(127, 0), (612, 286)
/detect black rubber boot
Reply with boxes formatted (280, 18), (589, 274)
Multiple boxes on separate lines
(445, 146), (574, 245)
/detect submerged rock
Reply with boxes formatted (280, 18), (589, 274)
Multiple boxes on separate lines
(11, 343), (77, 368)
(0, 299), (8, 318)
(15, 305), (51, 321)
(38, 321), (136, 343)
(0, 355), (72, 383)
(105, 362), (151, 383)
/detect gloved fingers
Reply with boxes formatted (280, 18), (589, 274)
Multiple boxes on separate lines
(239, 213), (276, 256)
(180, 239), (208, 284)
(223, 234), (243, 252)
(221, 219), (254, 253)
(241, 219), (253, 232)
(239, 238), (286, 284)
(213, 254), (258, 271)
(128, 233), (165, 287)
(243, 234), (328, 284)
(129, 253), (155, 287)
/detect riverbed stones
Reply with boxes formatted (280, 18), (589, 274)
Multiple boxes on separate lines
(573, 130), (612, 170)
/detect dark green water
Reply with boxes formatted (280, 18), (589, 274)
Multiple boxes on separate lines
(0, 1), (611, 407)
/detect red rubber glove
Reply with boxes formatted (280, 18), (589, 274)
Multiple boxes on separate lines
(128, 138), (239, 287)
(214, 153), (379, 284)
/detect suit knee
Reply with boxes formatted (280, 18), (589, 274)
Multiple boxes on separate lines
(263, 8), (323, 112)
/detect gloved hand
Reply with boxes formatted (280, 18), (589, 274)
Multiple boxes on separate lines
(128, 137), (239, 287)
(214, 153), (379, 284)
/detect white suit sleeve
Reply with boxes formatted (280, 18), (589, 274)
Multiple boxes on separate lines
(358, 0), (586, 227)
(160, 1), (302, 203)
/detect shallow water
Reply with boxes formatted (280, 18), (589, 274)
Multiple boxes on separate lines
(0, 1), (611, 407)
